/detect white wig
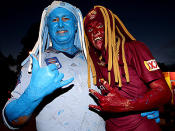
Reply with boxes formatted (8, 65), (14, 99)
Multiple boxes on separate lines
(21, 1), (86, 72)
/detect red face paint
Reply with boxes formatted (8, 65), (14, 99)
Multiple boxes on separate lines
(86, 20), (105, 50)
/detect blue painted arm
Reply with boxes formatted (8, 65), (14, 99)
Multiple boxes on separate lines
(5, 54), (74, 123)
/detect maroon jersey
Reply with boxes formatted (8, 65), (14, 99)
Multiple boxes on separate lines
(100, 41), (162, 131)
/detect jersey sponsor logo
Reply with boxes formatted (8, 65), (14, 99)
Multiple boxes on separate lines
(45, 57), (62, 69)
(144, 59), (160, 71)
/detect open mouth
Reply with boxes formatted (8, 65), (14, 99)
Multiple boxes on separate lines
(94, 37), (102, 42)
(56, 30), (68, 34)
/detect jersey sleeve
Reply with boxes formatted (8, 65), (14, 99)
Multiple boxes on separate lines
(130, 41), (163, 83)
(2, 62), (32, 129)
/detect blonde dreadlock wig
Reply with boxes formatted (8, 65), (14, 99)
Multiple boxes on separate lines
(84, 6), (136, 88)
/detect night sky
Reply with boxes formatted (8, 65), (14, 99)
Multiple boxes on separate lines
(0, 0), (175, 65)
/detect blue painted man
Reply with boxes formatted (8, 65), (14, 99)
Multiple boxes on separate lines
(3, 1), (160, 131)
(3, 1), (105, 131)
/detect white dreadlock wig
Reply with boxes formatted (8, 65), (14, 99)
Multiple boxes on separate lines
(21, 1), (86, 72)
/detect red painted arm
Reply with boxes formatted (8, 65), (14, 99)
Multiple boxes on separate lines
(129, 78), (172, 111)
(89, 78), (172, 112)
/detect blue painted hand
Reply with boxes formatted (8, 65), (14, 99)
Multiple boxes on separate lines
(5, 54), (74, 122)
(141, 110), (160, 123)
(28, 54), (74, 101)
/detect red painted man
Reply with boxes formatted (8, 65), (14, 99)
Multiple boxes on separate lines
(84, 6), (172, 131)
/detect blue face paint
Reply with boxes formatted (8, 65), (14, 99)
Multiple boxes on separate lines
(47, 7), (78, 54)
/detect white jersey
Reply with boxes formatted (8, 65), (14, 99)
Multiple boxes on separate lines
(3, 49), (105, 131)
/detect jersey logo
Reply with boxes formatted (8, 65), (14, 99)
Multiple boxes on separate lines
(45, 57), (62, 69)
(144, 59), (160, 71)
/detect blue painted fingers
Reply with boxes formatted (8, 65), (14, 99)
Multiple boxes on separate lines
(141, 110), (160, 123)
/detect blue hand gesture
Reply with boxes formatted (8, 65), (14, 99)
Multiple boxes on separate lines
(5, 55), (74, 122)
(141, 110), (160, 123)
(27, 54), (74, 101)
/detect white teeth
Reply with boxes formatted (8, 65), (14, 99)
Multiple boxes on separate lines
(94, 37), (102, 41)
(57, 30), (67, 33)
(59, 31), (65, 33)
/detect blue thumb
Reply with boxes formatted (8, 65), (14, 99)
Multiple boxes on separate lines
(30, 54), (40, 72)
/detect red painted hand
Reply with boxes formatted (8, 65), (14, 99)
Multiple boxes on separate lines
(89, 80), (132, 113)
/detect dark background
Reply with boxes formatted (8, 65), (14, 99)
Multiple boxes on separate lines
(0, 0), (175, 130)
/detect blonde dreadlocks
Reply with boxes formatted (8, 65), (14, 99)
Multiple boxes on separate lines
(84, 6), (135, 88)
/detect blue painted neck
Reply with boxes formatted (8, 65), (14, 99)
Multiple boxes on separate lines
(52, 40), (78, 55)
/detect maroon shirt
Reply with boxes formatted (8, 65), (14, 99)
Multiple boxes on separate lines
(100, 41), (162, 131)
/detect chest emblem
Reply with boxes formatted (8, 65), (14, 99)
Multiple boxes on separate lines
(45, 57), (62, 69)
(144, 59), (159, 71)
